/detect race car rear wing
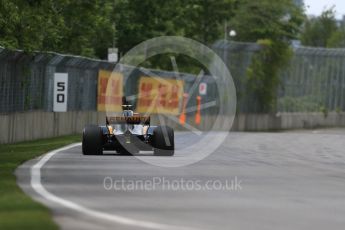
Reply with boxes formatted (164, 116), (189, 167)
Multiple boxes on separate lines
(106, 116), (150, 125)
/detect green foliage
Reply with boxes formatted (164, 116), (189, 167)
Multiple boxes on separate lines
(278, 96), (324, 112)
(114, 0), (235, 54)
(114, 0), (181, 54)
(320, 105), (329, 118)
(0, 0), (115, 58)
(300, 8), (340, 48)
(230, 0), (304, 113)
(179, 0), (236, 44)
(231, 0), (304, 42)
(247, 40), (293, 112)
(1, 0), (237, 59)
(278, 96), (335, 117)
(113, 0), (236, 73)
(327, 26), (345, 48)
(1, 0), (305, 62)
(58, 1), (115, 58)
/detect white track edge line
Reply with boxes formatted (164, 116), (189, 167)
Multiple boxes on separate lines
(30, 143), (197, 230)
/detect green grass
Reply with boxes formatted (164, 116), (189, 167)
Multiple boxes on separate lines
(0, 135), (81, 230)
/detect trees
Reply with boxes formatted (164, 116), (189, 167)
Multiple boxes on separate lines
(179, 0), (235, 44)
(0, 1), (21, 49)
(229, 0), (305, 112)
(300, 7), (345, 48)
(58, 1), (115, 58)
(327, 27), (345, 48)
(300, 8), (338, 47)
(114, 0), (182, 55)
(230, 0), (304, 42)
(0, 0), (62, 51)
(1, 0), (237, 58)
(1, 0), (305, 63)
(113, 0), (236, 74)
(113, 0), (235, 54)
(0, 0), (114, 58)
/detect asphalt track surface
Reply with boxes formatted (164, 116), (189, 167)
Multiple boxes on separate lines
(17, 130), (345, 230)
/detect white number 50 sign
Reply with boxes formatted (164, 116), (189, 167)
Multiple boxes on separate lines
(53, 73), (68, 112)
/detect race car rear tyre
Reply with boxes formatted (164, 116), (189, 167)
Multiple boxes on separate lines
(82, 125), (103, 155)
(153, 126), (174, 156)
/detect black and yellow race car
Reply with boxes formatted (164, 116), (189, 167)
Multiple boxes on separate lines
(82, 105), (174, 156)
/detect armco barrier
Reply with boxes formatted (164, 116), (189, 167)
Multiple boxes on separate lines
(1, 112), (345, 144)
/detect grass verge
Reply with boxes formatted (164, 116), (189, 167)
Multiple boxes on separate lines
(0, 135), (81, 230)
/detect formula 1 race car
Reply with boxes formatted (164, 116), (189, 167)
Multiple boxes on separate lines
(82, 105), (174, 156)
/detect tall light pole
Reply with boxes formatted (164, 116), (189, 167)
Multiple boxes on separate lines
(229, 30), (237, 39)
(108, 23), (118, 62)
(224, 21), (237, 41)
(224, 21), (228, 40)
(223, 25), (237, 79)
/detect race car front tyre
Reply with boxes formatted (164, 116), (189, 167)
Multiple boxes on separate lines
(82, 125), (103, 155)
(153, 126), (174, 156)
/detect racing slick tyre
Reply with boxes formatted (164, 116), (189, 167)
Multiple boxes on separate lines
(82, 125), (103, 155)
(153, 126), (174, 156)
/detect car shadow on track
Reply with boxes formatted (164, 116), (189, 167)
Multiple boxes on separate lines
(102, 151), (155, 157)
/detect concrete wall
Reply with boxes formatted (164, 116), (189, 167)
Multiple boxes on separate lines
(0, 111), (104, 144)
(1, 111), (345, 144)
(232, 112), (345, 131)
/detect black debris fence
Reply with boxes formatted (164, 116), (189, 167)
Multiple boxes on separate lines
(0, 47), (221, 116)
(213, 40), (345, 113)
(0, 47), (114, 113)
(2, 42), (345, 115)
(278, 47), (345, 112)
